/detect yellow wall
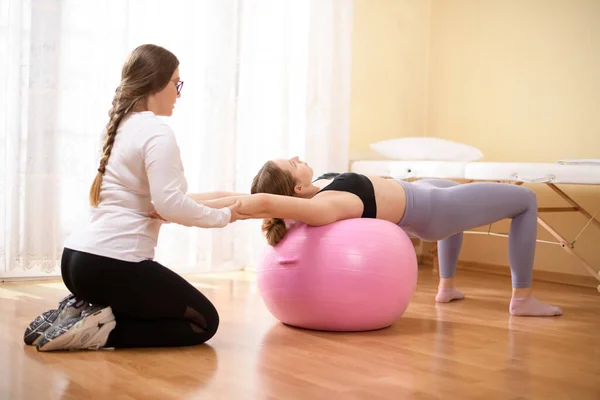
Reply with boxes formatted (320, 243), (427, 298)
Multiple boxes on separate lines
(349, 0), (431, 161)
(428, 0), (600, 162)
(350, 0), (600, 278)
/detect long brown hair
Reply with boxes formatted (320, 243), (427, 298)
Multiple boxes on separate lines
(89, 44), (179, 206)
(250, 161), (297, 246)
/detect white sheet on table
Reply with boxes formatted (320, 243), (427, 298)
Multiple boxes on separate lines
(557, 159), (600, 166)
(465, 162), (600, 184)
(350, 160), (469, 179)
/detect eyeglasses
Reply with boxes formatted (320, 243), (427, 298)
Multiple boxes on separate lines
(175, 81), (184, 95)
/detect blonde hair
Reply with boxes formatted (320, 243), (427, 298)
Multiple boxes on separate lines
(250, 161), (297, 246)
(89, 44), (179, 206)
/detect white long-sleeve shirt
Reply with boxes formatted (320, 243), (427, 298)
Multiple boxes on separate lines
(65, 111), (231, 262)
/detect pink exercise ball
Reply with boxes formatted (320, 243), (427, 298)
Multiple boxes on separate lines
(256, 218), (418, 332)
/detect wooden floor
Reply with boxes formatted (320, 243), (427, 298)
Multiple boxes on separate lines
(1, 267), (599, 400)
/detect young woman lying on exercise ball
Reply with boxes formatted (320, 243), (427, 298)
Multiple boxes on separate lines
(199, 156), (563, 318)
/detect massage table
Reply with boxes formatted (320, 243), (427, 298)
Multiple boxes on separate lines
(350, 160), (600, 291)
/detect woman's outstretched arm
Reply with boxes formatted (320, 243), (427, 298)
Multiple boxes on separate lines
(187, 191), (248, 201)
(199, 193), (361, 226)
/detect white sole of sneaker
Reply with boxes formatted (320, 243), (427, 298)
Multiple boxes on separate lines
(23, 315), (55, 346)
(37, 307), (116, 352)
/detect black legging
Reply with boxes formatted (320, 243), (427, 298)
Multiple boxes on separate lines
(60, 248), (219, 348)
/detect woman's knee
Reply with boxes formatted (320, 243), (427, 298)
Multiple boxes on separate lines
(206, 317), (219, 340)
(188, 318), (219, 345)
(518, 186), (538, 209)
(184, 304), (219, 328)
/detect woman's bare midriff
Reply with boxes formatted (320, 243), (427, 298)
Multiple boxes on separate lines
(368, 175), (407, 224)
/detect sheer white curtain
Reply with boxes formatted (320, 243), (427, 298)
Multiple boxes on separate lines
(0, 0), (353, 279)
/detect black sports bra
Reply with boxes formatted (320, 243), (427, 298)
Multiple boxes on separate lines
(314, 172), (377, 218)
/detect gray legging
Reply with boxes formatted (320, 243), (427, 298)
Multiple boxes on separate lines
(395, 179), (538, 288)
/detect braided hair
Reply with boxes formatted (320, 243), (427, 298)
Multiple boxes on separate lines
(89, 44), (179, 206)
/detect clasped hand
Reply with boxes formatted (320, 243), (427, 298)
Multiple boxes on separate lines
(226, 199), (251, 223)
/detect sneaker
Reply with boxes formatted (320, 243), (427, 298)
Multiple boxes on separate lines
(36, 305), (116, 352)
(23, 294), (89, 346)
